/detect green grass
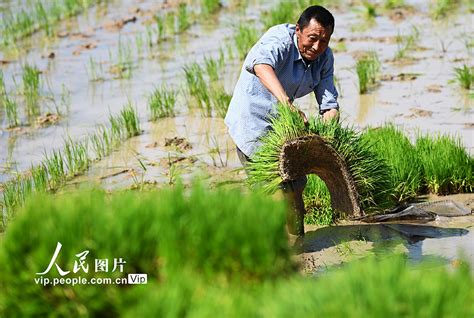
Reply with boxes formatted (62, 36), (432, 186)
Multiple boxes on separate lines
(247, 104), (393, 216)
(356, 51), (380, 94)
(234, 25), (259, 60)
(22, 63), (41, 117)
(362, 125), (423, 203)
(148, 85), (177, 119)
(415, 134), (473, 194)
(453, 64), (473, 90)
(0, 186), (472, 316)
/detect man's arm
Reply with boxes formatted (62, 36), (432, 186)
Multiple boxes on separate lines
(254, 64), (290, 105)
(254, 64), (308, 123)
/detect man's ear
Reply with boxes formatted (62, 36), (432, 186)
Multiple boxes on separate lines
(295, 23), (300, 34)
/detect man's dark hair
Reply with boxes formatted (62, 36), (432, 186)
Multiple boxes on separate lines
(297, 5), (335, 32)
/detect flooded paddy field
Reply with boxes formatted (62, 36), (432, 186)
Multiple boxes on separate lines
(0, 0), (472, 276)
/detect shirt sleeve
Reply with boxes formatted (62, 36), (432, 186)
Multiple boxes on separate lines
(314, 48), (339, 114)
(244, 33), (290, 75)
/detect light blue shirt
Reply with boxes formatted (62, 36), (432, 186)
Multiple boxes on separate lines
(224, 23), (339, 157)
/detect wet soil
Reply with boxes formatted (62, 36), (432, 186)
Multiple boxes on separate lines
(300, 193), (474, 275)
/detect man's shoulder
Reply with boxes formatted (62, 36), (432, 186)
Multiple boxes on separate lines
(262, 23), (295, 45)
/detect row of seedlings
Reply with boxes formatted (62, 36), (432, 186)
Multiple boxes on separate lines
(1, 103), (140, 229)
(0, 64), (71, 128)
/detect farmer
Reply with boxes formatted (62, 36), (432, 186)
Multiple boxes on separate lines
(224, 5), (339, 244)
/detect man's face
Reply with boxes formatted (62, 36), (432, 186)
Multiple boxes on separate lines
(295, 19), (332, 61)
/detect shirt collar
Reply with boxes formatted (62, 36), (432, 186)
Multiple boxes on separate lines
(292, 33), (304, 62)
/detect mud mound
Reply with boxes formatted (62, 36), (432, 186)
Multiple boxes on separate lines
(279, 135), (362, 217)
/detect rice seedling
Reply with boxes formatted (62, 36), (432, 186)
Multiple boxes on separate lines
(0, 102), (142, 221)
(356, 51), (380, 94)
(0, 0), (107, 45)
(30, 164), (48, 192)
(453, 64), (473, 90)
(303, 174), (333, 225)
(209, 85), (232, 118)
(177, 3), (191, 33)
(22, 63), (41, 117)
(206, 132), (227, 167)
(90, 125), (111, 159)
(332, 40), (347, 53)
(153, 14), (166, 41)
(1, 174), (33, 220)
(430, 0), (461, 20)
(34, 2), (53, 37)
(87, 57), (105, 82)
(384, 0), (406, 9)
(112, 38), (134, 79)
(263, 2), (297, 30)
(234, 24), (259, 60)
(183, 62), (211, 114)
(362, 1), (377, 20)
(60, 84), (71, 113)
(415, 134), (473, 194)
(0, 70), (5, 98)
(43, 149), (66, 191)
(201, 0), (222, 15)
(3, 95), (20, 128)
(395, 25), (420, 60)
(362, 125), (423, 203)
(120, 103), (141, 138)
(1, 185), (472, 317)
(63, 137), (89, 177)
(135, 33), (144, 56)
(204, 56), (223, 83)
(148, 85), (178, 119)
(247, 103), (393, 214)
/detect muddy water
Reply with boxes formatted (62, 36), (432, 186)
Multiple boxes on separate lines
(302, 194), (474, 275)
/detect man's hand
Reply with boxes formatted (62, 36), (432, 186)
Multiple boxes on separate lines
(322, 109), (339, 122)
(254, 64), (308, 125)
(288, 103), (308, 125)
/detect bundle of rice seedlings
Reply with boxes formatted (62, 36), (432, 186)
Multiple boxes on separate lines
(362, 125), (423, 203)
(247, 104), (393, 217)
(415, 134), (473, 194)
